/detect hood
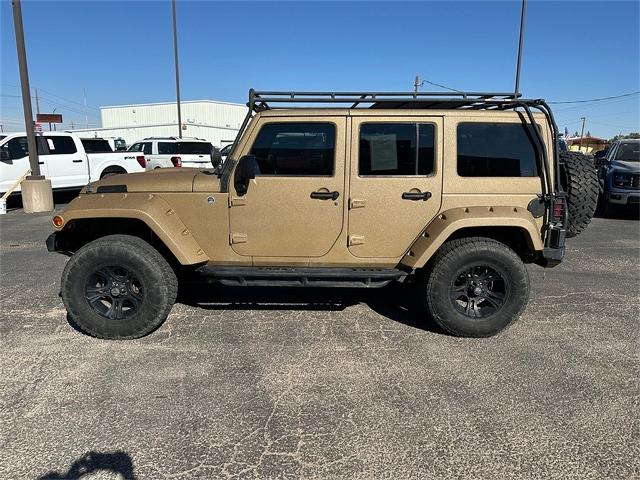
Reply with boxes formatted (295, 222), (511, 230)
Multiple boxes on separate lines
(92, 168), (207, 193)
(609, 160), (640, 174)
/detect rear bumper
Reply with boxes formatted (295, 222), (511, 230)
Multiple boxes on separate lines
(539, 224), (566, 267)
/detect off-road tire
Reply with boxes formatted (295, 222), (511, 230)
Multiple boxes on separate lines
(559, 151), (599, 238)
(422, 237), (530, 337)
(61, 234), (178, 339)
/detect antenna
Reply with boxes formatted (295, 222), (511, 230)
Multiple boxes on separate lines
(514, 0), (527, 97)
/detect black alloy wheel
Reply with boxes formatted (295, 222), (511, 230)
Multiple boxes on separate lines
(449, 265), (508, 319)
(85, 266), (144, 320)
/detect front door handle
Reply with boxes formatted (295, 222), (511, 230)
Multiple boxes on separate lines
(72, 159), (83, 163)
(311, 190), (340, 200)
(402, 191), (432, 201)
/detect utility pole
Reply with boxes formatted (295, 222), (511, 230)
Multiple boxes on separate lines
(83, 88), (88, 128)
(514, 0), (527, 97)
(11, 0), (53, 212)
(35, 88), (40, 114)
(171, 0), (182, 139)
(11, 0), (40, 177)
(414, 75), (420, 94)
(579, 117), (586, 152)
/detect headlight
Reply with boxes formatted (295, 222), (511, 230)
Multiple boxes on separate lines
(613, 172), (631, 187)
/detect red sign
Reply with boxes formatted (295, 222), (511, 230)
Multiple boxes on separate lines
(36, 113), (63, 123)
(33, 122), (43, 133)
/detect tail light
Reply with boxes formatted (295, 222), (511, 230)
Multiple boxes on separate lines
(551, 197), (566, 223)
(136, 155), (146, 168)
(171, 156), (182, 168)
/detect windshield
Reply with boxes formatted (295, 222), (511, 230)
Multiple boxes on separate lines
(177, 142), (212, 155)
(615, 142), (640, 162)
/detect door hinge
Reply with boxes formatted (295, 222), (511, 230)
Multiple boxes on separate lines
(229, 196), (246, 207)
(349, 198), (366, 209)
(348, 235), (365, 246)
(230, 233), (248, 244)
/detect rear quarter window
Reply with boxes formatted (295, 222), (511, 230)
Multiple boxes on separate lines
(457, 122), (540, 177)
(177, 142), (212, 155)
(81, 139), (113, 153)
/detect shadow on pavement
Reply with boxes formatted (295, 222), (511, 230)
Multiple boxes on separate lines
(36, 450), (135, 480)
(178, 282), (446, 335)
(5, 189), (81, 211)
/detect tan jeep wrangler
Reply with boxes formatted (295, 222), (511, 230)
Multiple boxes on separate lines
(47, 90), (598, 339)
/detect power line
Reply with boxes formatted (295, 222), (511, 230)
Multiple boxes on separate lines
(548, 91), (639, 104)
(1, 83), (100, 111)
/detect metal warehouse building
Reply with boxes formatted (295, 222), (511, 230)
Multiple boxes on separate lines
(70, 99), (246, 147)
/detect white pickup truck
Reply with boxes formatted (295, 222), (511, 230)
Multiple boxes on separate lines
(0, 132), (145, 195)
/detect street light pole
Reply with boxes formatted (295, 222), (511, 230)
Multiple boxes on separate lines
(11, 0), (40, 178)
(11, 0), (53, 213)
(172, 0), (182, 139)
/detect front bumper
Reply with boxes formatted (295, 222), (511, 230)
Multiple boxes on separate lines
(607, 188), (640, 206)
(46, 232), (57, 252)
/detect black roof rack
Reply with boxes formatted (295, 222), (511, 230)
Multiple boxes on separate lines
(247, 89), (552, 112)
(223, 89), (561, 206)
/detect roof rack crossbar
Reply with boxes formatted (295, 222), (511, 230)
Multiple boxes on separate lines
(247, 89), (539, 112)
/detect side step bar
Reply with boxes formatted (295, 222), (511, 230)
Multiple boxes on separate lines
(195, 266), (409, 288)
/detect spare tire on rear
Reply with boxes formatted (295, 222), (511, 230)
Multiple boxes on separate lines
(559, 151), (599, 238)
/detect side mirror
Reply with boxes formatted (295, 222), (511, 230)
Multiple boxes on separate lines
(234, 155), (259, 196)
(210, 146), (223, 171)
(0, 149), (10, 162)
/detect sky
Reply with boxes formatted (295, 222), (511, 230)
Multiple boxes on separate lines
(1, 0), (639, 139)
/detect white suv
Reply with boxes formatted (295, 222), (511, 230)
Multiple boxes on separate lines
(128, 137), (213, 170)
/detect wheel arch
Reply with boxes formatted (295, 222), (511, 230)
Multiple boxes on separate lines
(401, 207), (543, 269)
(51, 194), (209, 266)
(99, 165), (127, 179)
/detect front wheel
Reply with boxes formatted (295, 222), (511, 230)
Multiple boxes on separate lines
(61, 234), (178, 339)
(422, 237), (530, 337)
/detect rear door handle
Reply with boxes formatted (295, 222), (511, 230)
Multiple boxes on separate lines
(402, 191), (432, 201)
(311, 190), (340, 200)
(72, 159), (83, 163)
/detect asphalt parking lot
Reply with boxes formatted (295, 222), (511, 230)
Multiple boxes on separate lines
(1, 196), (638, 480)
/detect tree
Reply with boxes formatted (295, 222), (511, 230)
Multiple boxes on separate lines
(609, 132), (640, 142)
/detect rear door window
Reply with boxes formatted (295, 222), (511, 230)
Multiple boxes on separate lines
(457, 123), (540, 177)
(43, 136), (77, 155)
(359, 123), (435, 176)
(158, 142), (177, 155)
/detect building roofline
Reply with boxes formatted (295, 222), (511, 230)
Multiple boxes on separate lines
(100, 99), (245, 110)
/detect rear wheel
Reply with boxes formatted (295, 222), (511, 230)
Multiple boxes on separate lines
(61, 234), (178, 339)
(422, 237), (530, 337)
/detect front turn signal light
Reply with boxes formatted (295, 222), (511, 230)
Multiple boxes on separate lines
(52, 215), (64, 228)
